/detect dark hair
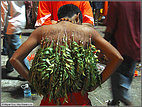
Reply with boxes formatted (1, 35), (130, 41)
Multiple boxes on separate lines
(57, 4), (83, 23)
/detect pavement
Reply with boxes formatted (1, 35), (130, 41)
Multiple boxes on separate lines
(1, 25), (141, 106)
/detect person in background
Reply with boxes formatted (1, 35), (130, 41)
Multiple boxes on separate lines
(1, 1), (8, 55)
(24, 1), (38, 29)
(93, 1), (104, 26)
(2, 1), (30, 80)
(89, 1), (108, 26)
(24, 1), (33, 29)
(10, 4), (123, 105)
(101, 1), (108, 17)
(35, 1), (94, 27)
(104, 2), (140, 106)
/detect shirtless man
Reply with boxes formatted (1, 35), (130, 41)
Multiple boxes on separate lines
(10, 4), (123, 105)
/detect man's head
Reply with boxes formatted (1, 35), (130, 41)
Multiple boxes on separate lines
(57, 4), (83, 24)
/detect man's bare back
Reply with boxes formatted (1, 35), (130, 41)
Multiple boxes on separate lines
(39, 21), (95, 47)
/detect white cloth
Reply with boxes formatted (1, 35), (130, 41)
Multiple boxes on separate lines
(4, 1), (26, 34)
(1, 1), (8, 31)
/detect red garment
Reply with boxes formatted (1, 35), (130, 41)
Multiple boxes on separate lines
(105, 2), (140, 61)
(40, 91), (91, 106)
(35, 1), (94, 26)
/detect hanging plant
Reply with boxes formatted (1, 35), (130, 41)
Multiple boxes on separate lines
(29, 34), (101, 104)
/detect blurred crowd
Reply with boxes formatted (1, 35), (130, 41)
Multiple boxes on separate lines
(1, 1), (108, 30)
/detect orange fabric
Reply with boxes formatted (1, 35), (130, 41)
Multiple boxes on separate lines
(102, 1), (108, 16)
(36, 1), (94, 26)
(40, 91), (91, 106)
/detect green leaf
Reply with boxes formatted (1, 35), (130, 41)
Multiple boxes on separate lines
(46, 58), (51, 65)
(46, 68), (53, 71)
(49, 64), (54, 68)
(66, 48), (71, 52)
(65, 63), (71, 68)
(50, 70), (53, 74)
(65, 59), (73, 63)
(43, 50), (50, 54)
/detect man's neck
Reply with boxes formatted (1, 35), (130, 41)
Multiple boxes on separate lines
(57, 18), (74, 24)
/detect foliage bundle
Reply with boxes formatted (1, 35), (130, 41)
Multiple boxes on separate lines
(29, 35), (101, 104)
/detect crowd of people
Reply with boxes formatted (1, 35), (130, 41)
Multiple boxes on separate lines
(1, 1), (140, 106)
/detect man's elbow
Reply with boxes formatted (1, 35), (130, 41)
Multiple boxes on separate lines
(116, 55), (124, 64)
(9, 57), (17, 66)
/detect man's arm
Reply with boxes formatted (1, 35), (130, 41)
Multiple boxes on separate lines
(10, 27), (42, 82)
(90, 29), (123, 91)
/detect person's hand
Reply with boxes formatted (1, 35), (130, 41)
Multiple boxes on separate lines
(88, 85), (99, 92)
(98, 52), (109, 65)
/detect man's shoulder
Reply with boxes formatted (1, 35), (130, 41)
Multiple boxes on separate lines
(39, 25), (56, 31)
(38, 23), (95, 34)
(79, 24), (95, 32)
